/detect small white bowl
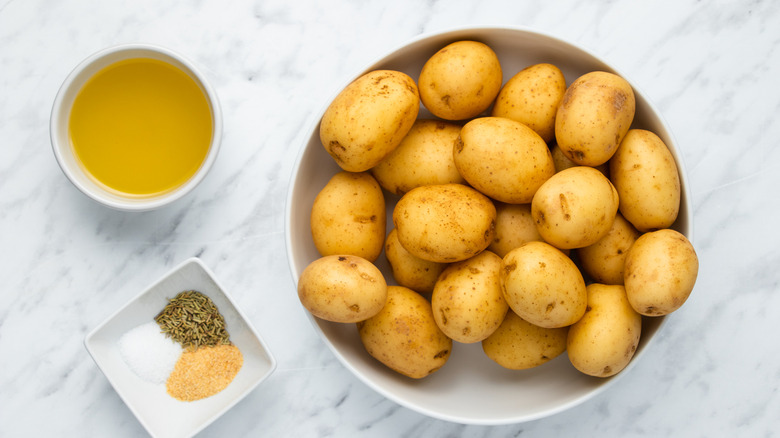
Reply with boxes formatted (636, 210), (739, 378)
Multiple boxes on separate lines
(285, 26), (693, 425)
(50, 44), (222, 211)
(85, 258), (276, 438)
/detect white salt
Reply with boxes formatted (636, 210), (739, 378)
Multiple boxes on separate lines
(118, 321), (183, 384)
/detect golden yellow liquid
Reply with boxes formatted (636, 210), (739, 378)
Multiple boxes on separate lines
(69, 58), (213, 197)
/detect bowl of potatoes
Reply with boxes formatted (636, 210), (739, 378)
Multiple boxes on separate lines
(285, 26), (697, 425)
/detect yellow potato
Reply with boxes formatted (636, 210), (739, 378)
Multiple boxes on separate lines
(431, 251), (508, 343)
(624, 229), (698, 316)
(567, 283), (642, 377)
(610, 129), (681, 232)
(371, 119), (465, 195)
(310, 171), (386, 262)
(393, 183), (496, 263)
(491, 63), (567, 143)
(298, 255), (387, 323)
(555, 71), (635, 166)
(531, 166), (620, 249)
(455, 117), (556, 204)
(576, 213), (641, 285)
(384, 228), (446, 295)
(358, 285), (452, 379)
(488, 203), (542, 258)
(418, 41), (502, 120)
(320, 70), (419, 172)
(501, 241), (587, 328)
(482, 310), (568, 370)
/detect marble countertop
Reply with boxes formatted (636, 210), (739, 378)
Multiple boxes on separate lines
(1, 0), (778, 436)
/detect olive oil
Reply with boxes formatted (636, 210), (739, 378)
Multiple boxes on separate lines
(69, 58), (213, 197)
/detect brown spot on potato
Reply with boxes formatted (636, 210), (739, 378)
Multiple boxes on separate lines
(546, 302), (555, 313)
(504, 262), (516, 274)
(349, 304), (360, 312)
(328, 141), (347, 164)
(338, 256), (347, 261)
(559, 193), (572, 221)
(612, 90), (627, 113)
(433, 349), (449, 359)
(454, 136), (464, 154)
(354, 215), (378, 224)
(372, 74), (390, 86)
(602, 365), (612, 375)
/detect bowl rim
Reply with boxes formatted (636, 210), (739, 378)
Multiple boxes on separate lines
(50, 43), (223, 212)
(284, 24), (692, 425)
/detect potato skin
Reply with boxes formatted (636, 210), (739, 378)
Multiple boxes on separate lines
(488, 203), (543, 258)
(531, 166), (620, 249)
(371, 119), (465, 195)
(431, 251), (508, 343)
(310, 171), (386, 262)
(610, 129), (681, 232)
(491, 63), (567, 143)
(567, 283), (642, 377)
(298, 255), (387, 323)
(551, 142), (609, 177)
(385, 228), (446, 295)
(555, 71), (635, 166)
(501, 241), (587, 328)
(358, 286), (452, 379)
(576, 213), (641, 285)
(418, 41), (502, 120)
(482, 310), (568, 370)
(455, 117), (556, 204)
(393, 183), (496, 263)
(320, 70), (419, 172)
(624, 229), (699, 316)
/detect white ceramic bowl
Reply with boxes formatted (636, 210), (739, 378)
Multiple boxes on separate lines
(50, 44), (222, 211)
(285, 26), (692, 425)
(85, 258), (277, 438)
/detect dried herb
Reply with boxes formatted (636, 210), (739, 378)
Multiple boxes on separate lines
(154, 290), (231, 350)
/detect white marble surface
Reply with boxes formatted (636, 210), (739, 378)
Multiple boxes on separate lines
(1, 0), (778, 436)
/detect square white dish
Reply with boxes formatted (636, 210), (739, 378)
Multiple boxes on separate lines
(85, 257), (276, 438)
